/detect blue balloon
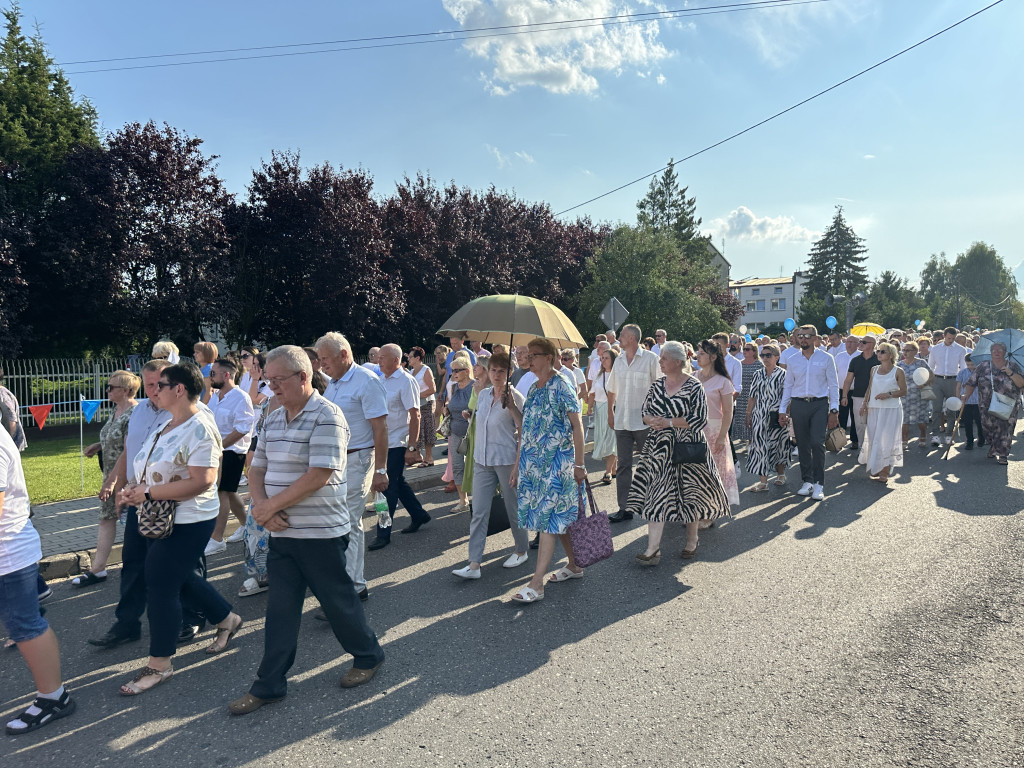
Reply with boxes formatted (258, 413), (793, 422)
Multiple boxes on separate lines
(916, 319), (924, 328)
(744, 334), (752, 342)
(784, 318), (796, 332)
(825, 315), (837, 329)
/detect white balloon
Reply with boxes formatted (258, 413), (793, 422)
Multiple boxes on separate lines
(912, 367), (930, 386)
(944, 396), (963, 412)
(739, 325), (748, 335)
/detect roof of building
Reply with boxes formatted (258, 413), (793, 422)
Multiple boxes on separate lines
(729, 276), (795, 288)
(707, 240), (730, 266)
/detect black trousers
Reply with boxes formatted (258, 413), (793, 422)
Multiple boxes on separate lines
(249, 535), (385, 700)
(376, 446), (429, 542)
(110, 507), (208, 638)
(791, 398), (828, 485)
(962, 404), (984, 445)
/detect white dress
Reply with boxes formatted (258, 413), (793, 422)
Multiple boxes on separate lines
(858, 366), (904, 475)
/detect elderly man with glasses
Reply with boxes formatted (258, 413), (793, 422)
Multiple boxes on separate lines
(651, 329), (668, 356)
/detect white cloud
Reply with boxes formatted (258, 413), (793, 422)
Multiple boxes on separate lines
(730, 0), (874, 67)
(442, 0), (671, 94)
(707, 206), (815, 243)
(485, 144), (535, 168)
(863, 153), (876, 160)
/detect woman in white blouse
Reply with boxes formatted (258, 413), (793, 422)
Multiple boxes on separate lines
(452, 353), (530, 579)
(116, 363), (243, 696)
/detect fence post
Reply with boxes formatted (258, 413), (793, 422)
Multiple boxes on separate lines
(93, 361), (102, 402)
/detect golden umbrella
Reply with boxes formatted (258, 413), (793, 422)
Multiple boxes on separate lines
(437, 294), (585, 348)
(849, 322), (886, 337)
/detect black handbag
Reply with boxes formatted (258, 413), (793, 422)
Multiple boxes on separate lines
(672, 440), (707, 465)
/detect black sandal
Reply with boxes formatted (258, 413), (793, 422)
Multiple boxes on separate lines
(600, 473), (612, 485)
(5, 689), (76, 735)
(71, 570), (106, 588)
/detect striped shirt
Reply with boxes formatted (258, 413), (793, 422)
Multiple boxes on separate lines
(252, 392), (351, 539)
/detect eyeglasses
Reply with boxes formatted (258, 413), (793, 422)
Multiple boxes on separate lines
(240, 353), (251, 360)
(106, 385), (123, 391)
(795, 334), (813, 339)
(451, 367), (468, 373)
(744, 347), (756, 352)
(759, 352), (775, 358)
(156, 381), (175, 390)
(266, 372), (301, 386)
(861, 341), (875, 345)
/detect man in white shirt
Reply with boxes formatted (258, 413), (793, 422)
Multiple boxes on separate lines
(559, 349), (588, 401)
(779, 325), (839, 501)
(317, 332), (389, 598)
(588, 334), (607, 368)
(362, 347), (381, 376)
(929, 326), (968, 445)
(606, 329), (620, 351)
(206, 358), (255, 555)
(712, 333), (743, 396)
(367, 344), (430, 550)
(833, 335), (861, 446)
(606, 324), (661, 522)
(825, 332), (844, 357)
(1, 427), (76, 734)
(650, 329), (667, 356)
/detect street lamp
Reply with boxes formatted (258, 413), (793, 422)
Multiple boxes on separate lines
(825, 291), (866, 331)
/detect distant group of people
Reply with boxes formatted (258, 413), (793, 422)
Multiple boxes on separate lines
(2, 319), (1019, 735)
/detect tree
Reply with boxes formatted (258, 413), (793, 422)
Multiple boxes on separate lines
(0, 162), (27, 355)
(233, 151), (398, 349)
(919, 253), (955, 328)
(0, 4), (99, 210)
(862, 270), (926, 329)
(798, 206), (869, 329)
(952, 241), (1017, 329)
(28, 121), (233, 354)
(576, 226), (729, 343)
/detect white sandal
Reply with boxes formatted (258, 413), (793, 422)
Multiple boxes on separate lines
(511, 586), (544, 603)
(548, 566), (584, 583)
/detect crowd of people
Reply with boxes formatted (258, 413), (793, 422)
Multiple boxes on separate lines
(1, 320), (1018, 735)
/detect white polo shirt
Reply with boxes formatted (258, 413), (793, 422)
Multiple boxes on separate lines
(0, 428), (39, 576)
(209, 386), (255, 454)
(324, 363), (388, 452)
(381, 367), (420, 448)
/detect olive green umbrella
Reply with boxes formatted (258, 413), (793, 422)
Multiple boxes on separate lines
(437, 294), (586, 348)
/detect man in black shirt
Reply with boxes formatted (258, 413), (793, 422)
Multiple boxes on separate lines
(841, 336), (879, 451)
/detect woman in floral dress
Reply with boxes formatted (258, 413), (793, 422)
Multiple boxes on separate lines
(897, 341), (932, 450)
(77, 371), (139, 587)
(963, 341), (1024, 464)
(510, 338), (587, 604)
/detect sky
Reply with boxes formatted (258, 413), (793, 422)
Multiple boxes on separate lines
(19, 0), (1024, 287)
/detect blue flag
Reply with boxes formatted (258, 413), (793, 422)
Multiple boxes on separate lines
(81, 400), (102, 424)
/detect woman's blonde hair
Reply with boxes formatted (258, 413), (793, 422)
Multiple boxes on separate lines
(902, 340), (919, 355)
(452, 351), (474, 380)
(876, 341), (898, 359)
(151, 340), (178, 360)
(193, 341), (218, 364)
(109, 370), (141, 397)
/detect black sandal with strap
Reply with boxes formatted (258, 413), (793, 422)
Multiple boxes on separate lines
(71, 570), (106, 588)
(5, 689), (76, 735)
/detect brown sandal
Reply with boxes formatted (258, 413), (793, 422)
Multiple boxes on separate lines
(206, 615), (243, 654)
(119, 665), (173, 696)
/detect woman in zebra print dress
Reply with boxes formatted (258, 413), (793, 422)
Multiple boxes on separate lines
(745, 344), (789, 491)
(626, 342), (731, 563)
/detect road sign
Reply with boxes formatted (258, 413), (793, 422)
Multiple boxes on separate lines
(599, 297), (629, 331)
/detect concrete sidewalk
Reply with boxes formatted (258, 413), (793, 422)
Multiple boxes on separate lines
(33, 460), (448, 580)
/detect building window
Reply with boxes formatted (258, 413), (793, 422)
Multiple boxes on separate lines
(746, 301), (756, 312)
(771, 298), (786, 311)
(756, 300), (765, 312)
(752, 288), (760, 295)
(775, 287), (783, 294)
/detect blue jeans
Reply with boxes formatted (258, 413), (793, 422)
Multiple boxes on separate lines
(0, 564), (49, 643)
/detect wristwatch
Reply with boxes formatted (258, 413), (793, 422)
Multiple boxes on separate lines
(143, 485), (152, 501)
(375, 468), (387, 475)
(829, 408), (839, 414)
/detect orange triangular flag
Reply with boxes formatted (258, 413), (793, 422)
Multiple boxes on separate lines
(29, 404), (53, 430)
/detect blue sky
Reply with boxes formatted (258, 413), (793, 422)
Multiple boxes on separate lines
(23, 0), (1023, 286)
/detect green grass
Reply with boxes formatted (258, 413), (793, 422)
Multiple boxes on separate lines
(22, 434), (104, 505)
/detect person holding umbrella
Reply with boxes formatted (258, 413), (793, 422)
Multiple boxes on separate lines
(961, 340), (1024, 464)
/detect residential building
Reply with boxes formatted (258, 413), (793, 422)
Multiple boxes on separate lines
(729, 272), (810, 333)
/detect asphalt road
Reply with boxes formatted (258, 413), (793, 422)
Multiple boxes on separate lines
(2, 442), (1022, 768)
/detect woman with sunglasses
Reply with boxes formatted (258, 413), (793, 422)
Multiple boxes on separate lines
(733, 341), (764, 444)
(238, 346), (270, 408)
(76, 371), (141, 587)
(858, 342), (907, 483)
(116, 363), (243, 695)
(446, 351), (475, 512)
(745, 344), (789, 491)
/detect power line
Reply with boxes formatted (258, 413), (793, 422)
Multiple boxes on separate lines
(554, 0), (1007, 217)
(62, 0), (828, 74)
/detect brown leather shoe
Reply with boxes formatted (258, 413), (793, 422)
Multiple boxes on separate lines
(339, 661), (384, 689)
(228, 692), (284, 715)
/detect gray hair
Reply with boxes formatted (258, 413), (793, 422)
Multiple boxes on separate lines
(314, 331), (352, 357)
(380, 343), (403, 360)
(266, 345), (313, 378)
(991, 341), (1008, 355)
(621, 324), (642, 343)
(596, 341), (610, 352)
(660, 340), (688, 363)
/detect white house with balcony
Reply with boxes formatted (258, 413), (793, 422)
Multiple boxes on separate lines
(729, 272), (810, 333)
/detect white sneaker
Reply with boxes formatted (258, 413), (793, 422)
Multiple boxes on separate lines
(502, 552), (529, 568)
(811, 484), (825, 501)
(452, 565), (481, 580)
(238, 475), (248, 487)
(943, 436), (953, 445)
(796, 482), (814, 496)
(225, 527), (245, 543)
(204, 538), (227, 556)
(931, 436), (941, 445)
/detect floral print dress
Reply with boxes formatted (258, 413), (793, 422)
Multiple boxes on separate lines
(517, 373), (582, 534)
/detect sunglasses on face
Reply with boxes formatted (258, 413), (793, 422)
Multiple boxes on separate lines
(451, 367), (468, 373)
(156, 381), (175, 390)
(759, 352), (775, 358)
(796, 334), (813, 339)
(240, 353), (251, 360)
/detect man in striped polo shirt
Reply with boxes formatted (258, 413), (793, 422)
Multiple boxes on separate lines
(229, 346), (385, 716)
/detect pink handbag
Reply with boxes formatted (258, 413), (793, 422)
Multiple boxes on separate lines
(567, 480), (614, 568)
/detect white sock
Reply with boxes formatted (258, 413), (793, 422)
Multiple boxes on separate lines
(6, 686), (65, 729)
